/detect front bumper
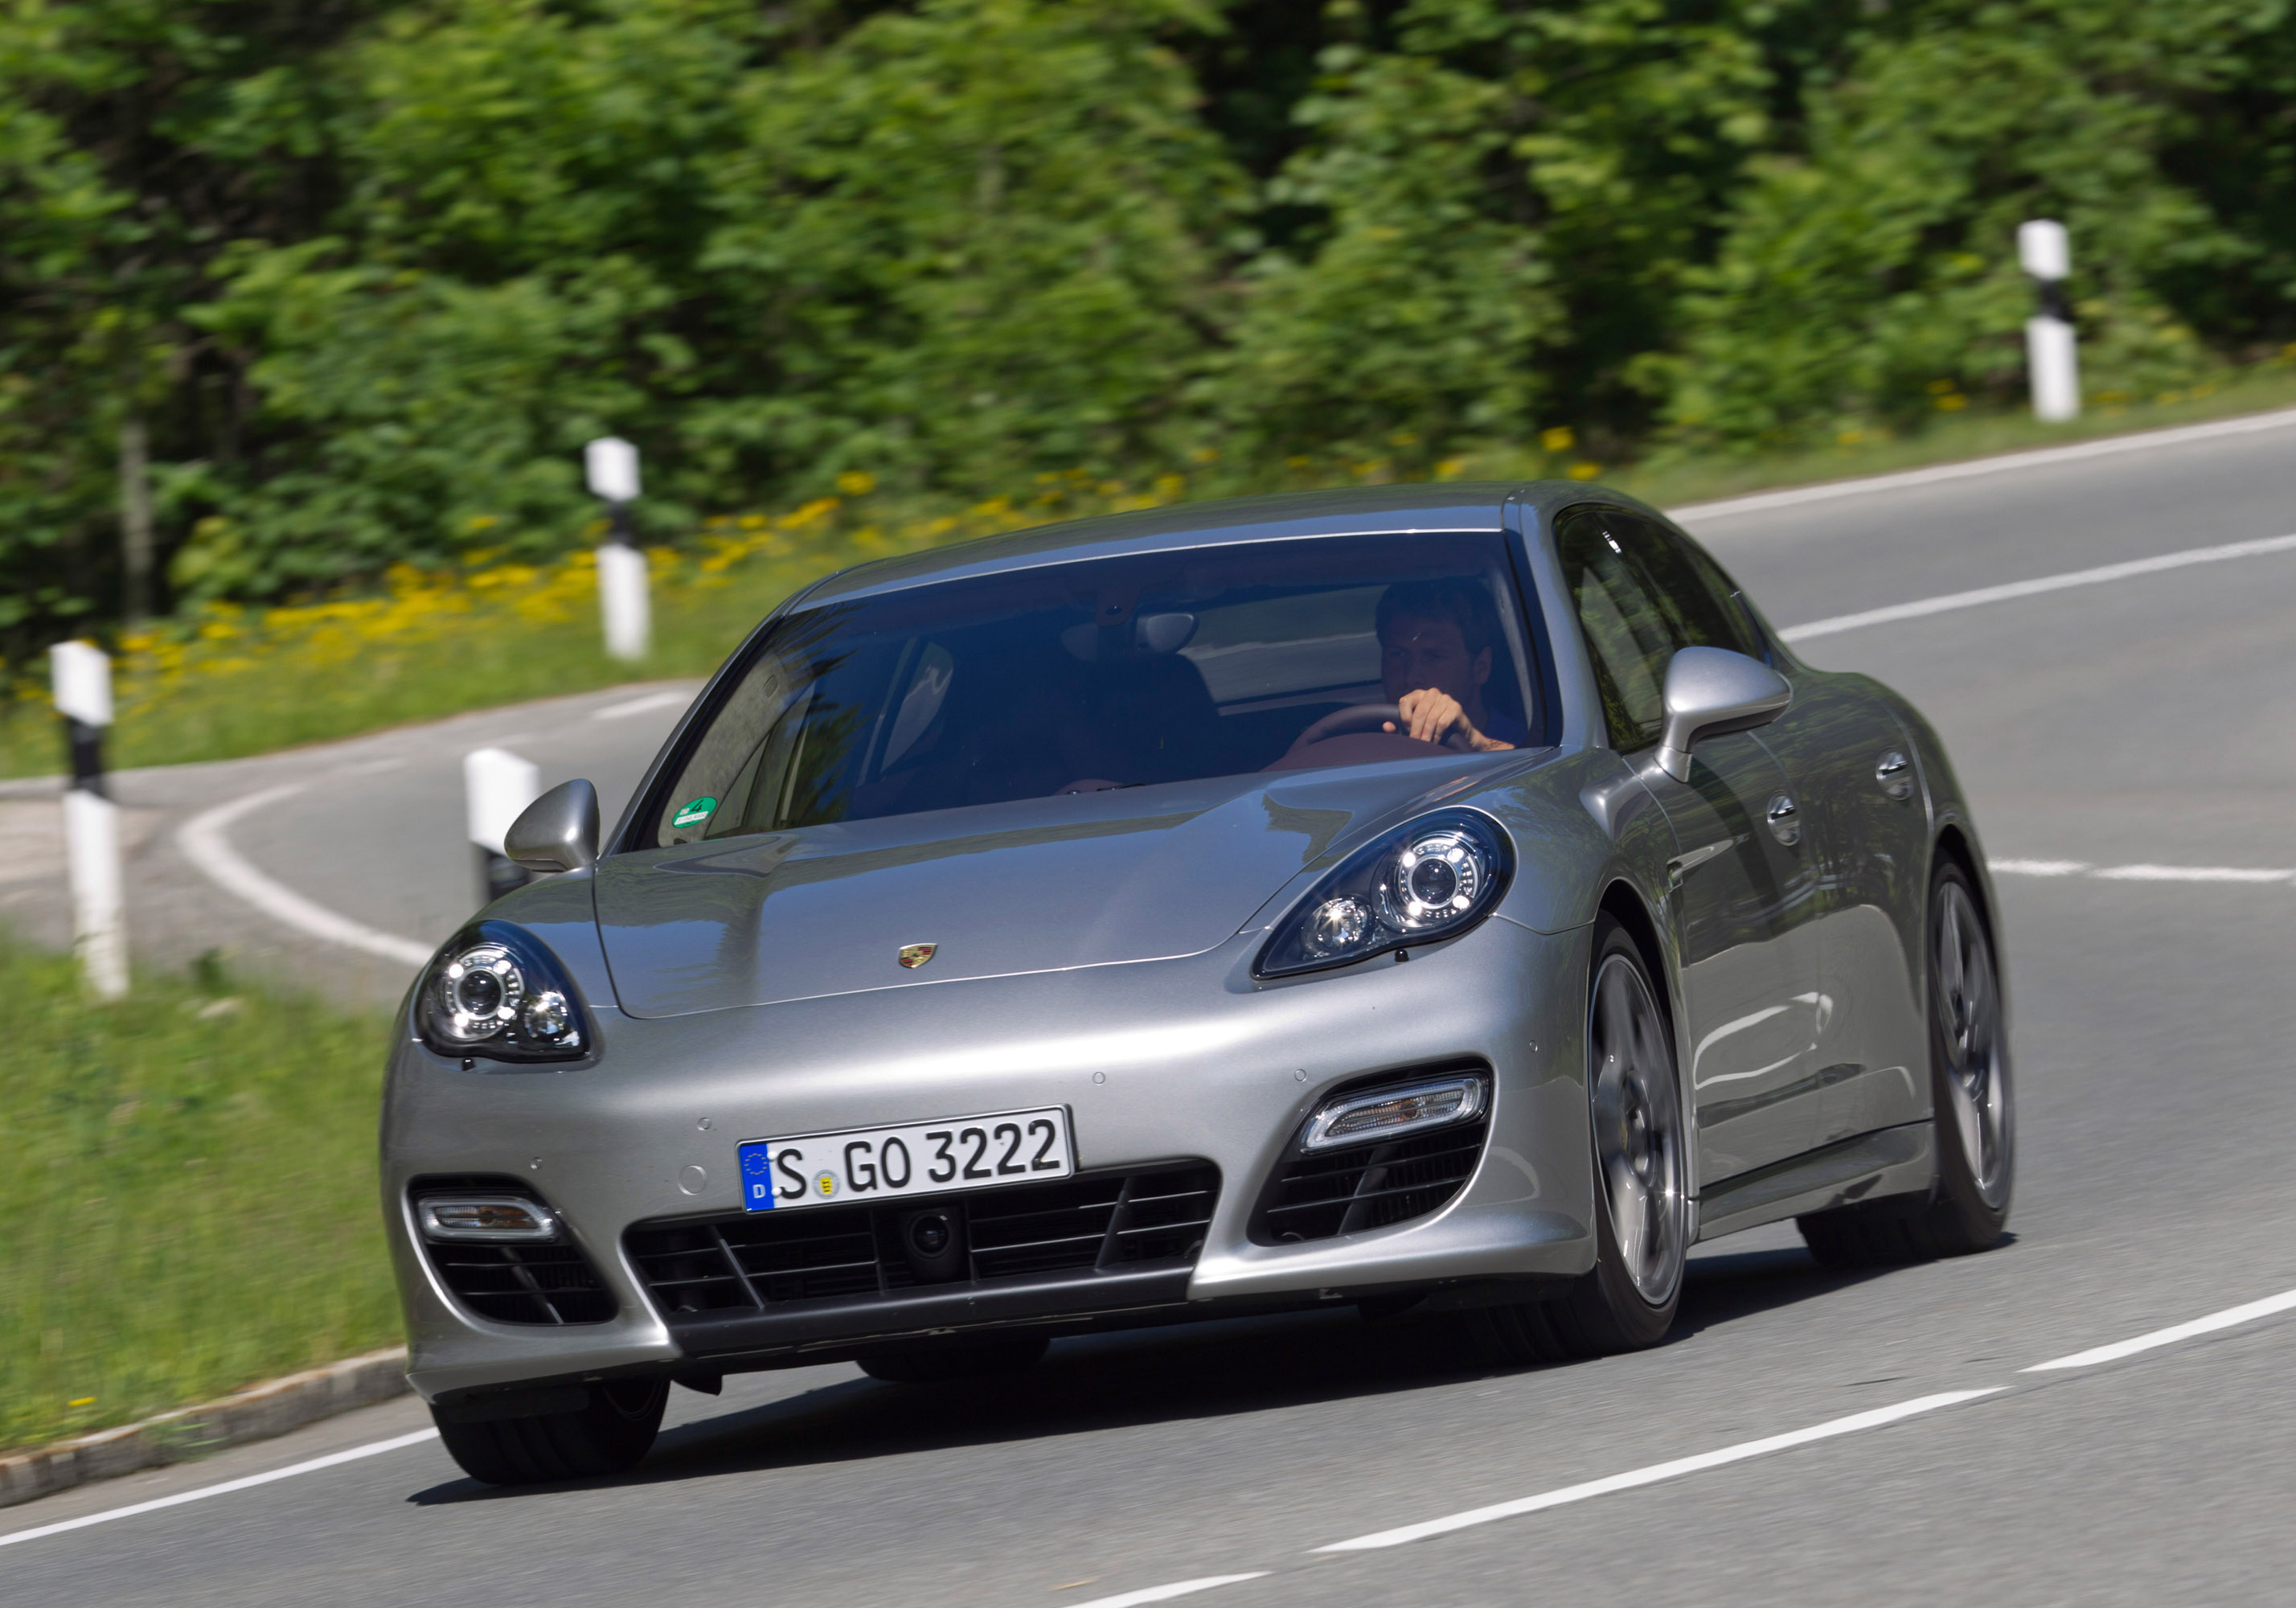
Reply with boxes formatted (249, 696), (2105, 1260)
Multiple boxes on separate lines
(383, 917), (1596, 1405)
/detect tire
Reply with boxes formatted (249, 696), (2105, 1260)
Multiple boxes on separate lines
(1799, 857), (2014, 1268)
(859, 1335), (1049, 1383)
(1473, 916), (1688, 1364)
(433, 1380), (667, 1487)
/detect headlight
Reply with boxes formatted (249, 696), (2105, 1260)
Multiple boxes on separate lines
(417, 921), (594, 1063)
(1257, 809), (1512, 978)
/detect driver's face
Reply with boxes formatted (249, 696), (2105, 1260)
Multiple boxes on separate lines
(1380, 616), (1489, 705)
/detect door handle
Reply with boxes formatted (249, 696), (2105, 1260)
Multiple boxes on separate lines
(1765, 794), (1802, 847)
(1876, 751), (1914, 800)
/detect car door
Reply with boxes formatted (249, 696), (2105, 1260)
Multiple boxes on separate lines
(1654, 520), (1930, 1149)
(1555, 505), (1826, 1183)
(1752, 679), (1932, 1145)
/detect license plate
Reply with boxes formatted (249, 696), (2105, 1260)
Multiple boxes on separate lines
(738, 1107), (1074, 1212)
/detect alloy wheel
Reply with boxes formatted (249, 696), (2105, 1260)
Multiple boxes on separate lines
(1589, 952), (1687, 1306)
(1932, 879), (2011, 1209)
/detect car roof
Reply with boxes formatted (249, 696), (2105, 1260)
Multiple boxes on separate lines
(799, 480), (1626, 607)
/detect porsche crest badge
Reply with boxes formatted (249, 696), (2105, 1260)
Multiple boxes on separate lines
(898, 942), (937, 969)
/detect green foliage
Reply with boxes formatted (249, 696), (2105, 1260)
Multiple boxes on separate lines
(1222, 46), (1553, 466)
(5, 0), (2296, 654)
(1658, 0), (2294, 448)
(1378, 0), (1813, 433)
(699, 0), (1247, 494)
(0, 937), (398, 1454)
(179, 252), (667, 596)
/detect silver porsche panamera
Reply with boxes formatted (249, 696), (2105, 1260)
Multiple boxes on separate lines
(383, 482), (2013, 1486)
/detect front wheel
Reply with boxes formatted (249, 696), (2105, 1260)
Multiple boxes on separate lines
(433, 1379), (667, 1487)
(1473, 916), (1687, 1364)
(1800, 858), (2013, 1266)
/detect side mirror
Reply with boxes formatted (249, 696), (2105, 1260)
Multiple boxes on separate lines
(505, 778), (601, 873)
(1654, 647), (1791, 783)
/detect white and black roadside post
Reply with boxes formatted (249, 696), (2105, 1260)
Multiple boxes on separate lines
(2019, 219), (2080, 423)
(465, 746), (541, 908)
(51, 640), (127, 999)
(586, 436), (650, 662)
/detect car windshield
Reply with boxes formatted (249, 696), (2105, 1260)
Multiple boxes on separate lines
(647, 531), (1539, 846)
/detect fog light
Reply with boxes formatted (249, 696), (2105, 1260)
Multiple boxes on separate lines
(1303, 1075), (1486, 1151)
(419, 1196), (559, 1242)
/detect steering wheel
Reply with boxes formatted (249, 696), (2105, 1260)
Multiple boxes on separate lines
(1293, 702), (1474, 753)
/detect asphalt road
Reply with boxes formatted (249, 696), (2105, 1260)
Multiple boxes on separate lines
(9, 412), (2296, 1603)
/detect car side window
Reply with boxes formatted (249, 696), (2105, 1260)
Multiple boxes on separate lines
(1671, 536), (1770, 662)
(1554, 506), (1758, 751)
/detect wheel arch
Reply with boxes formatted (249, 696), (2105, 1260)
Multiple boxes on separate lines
(1932, 822), (1988, 923)
(1595, 878), (1672, 1029)
(1929, 819), (2010, 1032)
(1593, 876), (1699, 1205)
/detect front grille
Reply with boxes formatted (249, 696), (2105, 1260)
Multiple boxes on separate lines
(625, 1163), (1219, 1319)
(412, 1179), (616, 1326)
(1250, 1097), (1489, 1245)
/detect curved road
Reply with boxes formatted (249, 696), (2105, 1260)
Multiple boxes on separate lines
(9, 412), (2296, 1602)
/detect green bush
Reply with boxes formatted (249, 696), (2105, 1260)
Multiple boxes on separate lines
(1656, 3), (2282, 449)
(5, 0), (2295, 653)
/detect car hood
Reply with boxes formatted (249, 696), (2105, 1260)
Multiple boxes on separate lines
(594, 761), (1515, 1017)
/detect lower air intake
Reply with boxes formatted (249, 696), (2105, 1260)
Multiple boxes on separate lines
(1249, 1067), (1490, 1244)
(412, 1179), (616, 1326)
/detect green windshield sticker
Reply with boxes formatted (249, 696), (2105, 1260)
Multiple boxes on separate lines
(671, 796), (718, 831)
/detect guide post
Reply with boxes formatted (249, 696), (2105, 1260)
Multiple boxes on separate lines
(51, 640), (127, 999)
(586, 436), (650, 662)
(465, 746), (542, 907)
(2019, 219), (2080, 423)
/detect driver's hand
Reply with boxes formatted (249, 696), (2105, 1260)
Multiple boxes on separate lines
(1385, 689), (1515, 752)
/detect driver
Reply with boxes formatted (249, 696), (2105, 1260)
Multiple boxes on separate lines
(1373, 581), (1526, 751)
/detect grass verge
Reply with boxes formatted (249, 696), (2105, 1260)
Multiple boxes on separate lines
(7, 367), (2296, 781)
(1, 940), (399, 1457)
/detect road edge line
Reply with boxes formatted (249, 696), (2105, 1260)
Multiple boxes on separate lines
(1670, 404), (2296, 523)
(0, 1428), (439, 1550)
(0, 1348), (412, 1515)
(176, 782), (435, 969)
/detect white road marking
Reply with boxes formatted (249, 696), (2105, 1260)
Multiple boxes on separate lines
(2025, 1288), (2296, 1373)
(1068, 1577), (1269, 1608)
(1313, 1390), (2002, 1553)
(2095, 863), (2293, 883)
(10, 1278), (2291, 1566)
(0, 1430), (441, 1550)
(1779, 529), (2296, 642)
(592, 688), (690, 720)
(1991, 859), (2296, 884)
(1672, 404), (2296, 523)
(176, 784), (436, 969)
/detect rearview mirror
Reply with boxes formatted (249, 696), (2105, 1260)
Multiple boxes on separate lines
(1654, 647), (1792, 783)
(505, 778), (601, 873)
